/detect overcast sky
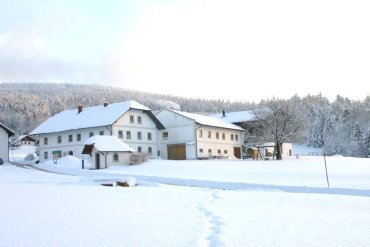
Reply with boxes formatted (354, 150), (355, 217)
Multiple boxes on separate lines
(0, 0), (369, 102)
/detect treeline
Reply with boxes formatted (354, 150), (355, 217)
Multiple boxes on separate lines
(1, 83), (369, 157)
(0, 82), (252, 132)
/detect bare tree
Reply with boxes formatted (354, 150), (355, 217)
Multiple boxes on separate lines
(251, 97), (308, 160)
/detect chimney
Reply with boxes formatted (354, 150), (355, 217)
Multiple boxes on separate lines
(78, 105), (83, 114)
(222, 109), (226, 118)
(103, 102), (109, 107)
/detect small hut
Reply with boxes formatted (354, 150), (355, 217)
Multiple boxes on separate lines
(82, 136), (134, 169)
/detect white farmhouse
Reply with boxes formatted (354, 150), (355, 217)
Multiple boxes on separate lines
(156, 109), (245, 160)
(0, 122), (15, 163)
(30, 100), (165, 162)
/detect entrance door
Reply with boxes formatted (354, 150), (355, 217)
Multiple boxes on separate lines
(167, 144), (186, 160)
(95, 153), (100, 169)
(233, 147), (241, 159)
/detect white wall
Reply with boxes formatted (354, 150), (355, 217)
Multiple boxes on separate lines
(37, 126), (109, 162)
(113, 109), (158, 157)
(196, 125), (244, 159)
(0, 128), (9, 162)
(156, 109), (244, 160)
(91, 150), (131, 169)
(156, 109), (196, 159)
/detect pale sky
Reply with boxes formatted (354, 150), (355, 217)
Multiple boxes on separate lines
(0, 0), (369, 102)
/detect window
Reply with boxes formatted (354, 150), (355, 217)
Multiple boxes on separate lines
(208, 149), (212, 155)
(222, 133), (225, 140)
(113, 153), (119, 162)
(138, 146), (142, 153)
(137, 132), (142, 140)
(44, 152), (48, 159)
(199, 130), (203, 138)
(236, 134), (239, 141)
(137, 116), (142, 124)
(130, 115), (134, 123)
(68, 135), (73, 142)
(148, 147), (152, 154)
(208, 131), (211, 138)
(118, 130), (123, 139)
(224, 150), (228, 154)
(199, 148), (204, 153)
(44, 137), (48, 145)
(148, 132), (152, 141)
(162, 132), (168, 139)
(99, 131), (104, 136)
(77, 133), (81, 142)
(218, 149), (221, 154)
(231, 134), (234, 141)
(126, 131), (131, 139)
(57, 136), (62, 144)
(68, 151), (73, 156)
(216, 132), (219, 139)
(89, 132), (94, 137)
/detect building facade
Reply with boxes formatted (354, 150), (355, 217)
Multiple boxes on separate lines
(156, 109), (245, 160)
(31, 101), (165, 162)
(0, 123), (15, 163)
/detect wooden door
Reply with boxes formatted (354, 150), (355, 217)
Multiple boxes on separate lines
(167, 144), (186, 160)
(233, 147), (241, 159)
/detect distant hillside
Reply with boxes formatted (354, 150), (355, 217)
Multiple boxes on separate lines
(0, 82), (253, 133)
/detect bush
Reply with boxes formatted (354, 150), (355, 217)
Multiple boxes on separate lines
(129, 153), (149, 165)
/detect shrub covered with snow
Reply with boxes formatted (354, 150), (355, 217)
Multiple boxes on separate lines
(129, 153), (149, 165)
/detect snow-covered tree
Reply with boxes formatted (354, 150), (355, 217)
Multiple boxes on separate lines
(252, 97), (308, 160)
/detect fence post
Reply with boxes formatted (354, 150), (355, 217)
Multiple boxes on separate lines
(324, 154), (330, 187)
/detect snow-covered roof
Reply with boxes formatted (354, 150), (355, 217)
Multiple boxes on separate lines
(31, 100), (160, 135)
(169, 109), (244, 131)
(84, 136), (135, 152)
(18, 135), (36, 141)
(0, 122), (15, 136)
(212, 111), (255, 124)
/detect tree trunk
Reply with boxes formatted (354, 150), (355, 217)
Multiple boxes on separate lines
(275, 142), (282, 160)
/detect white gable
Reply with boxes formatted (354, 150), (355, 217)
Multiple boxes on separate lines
(84, 136), (135, 152)
(31, 100), (150, 135)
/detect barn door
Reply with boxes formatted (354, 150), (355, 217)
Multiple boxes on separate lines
(167, 144), (186, 160)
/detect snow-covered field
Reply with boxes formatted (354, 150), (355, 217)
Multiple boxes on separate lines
(1, 152), (370, 247)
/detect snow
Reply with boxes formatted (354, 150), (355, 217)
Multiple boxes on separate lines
(8, 145), (37, 164)
(293, 143), (323, 156)
(84, 135), (135, 152)
(30, 100), (150, 135)
(1, 155), (370, 247)
(169, 109), (244, 131)
(212, 110), (255, 123)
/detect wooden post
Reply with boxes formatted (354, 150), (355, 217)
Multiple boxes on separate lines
(324, 154), (330, 187)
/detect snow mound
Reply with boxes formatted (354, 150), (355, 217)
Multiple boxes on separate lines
(42, 155), (83, 168)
